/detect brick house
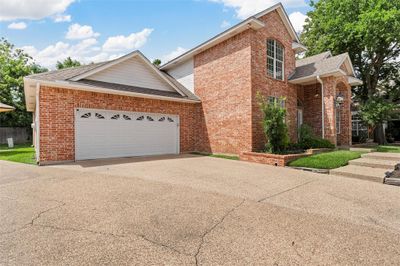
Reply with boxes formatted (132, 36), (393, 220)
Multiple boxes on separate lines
(24, 3), (362, 164)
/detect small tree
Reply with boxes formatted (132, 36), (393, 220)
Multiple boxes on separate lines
(56, 57), (81, 70)
(258, 94), (289, 153)
(152, 59), (161, 67)
(359, 98), (397, 144)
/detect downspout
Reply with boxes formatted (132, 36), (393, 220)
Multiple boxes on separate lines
(316, 76), (325, 139)
(35, 83), (40, 164)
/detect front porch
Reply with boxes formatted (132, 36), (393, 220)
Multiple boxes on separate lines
(289, 52), (363, 147)
(297, 77), (352, 146)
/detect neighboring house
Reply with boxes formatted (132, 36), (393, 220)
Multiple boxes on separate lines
(24, 3), (362, 164)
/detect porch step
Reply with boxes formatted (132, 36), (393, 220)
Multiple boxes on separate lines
(330, 165), (389, 183)
(348, 158), (399, 170)
(349, 147), (377, 153)
(362, 152), (400, 161)
(384, 177), (400, 186)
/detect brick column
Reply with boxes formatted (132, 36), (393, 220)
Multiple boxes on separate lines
(322, 77), (337, 146)
(337, 81), (352, 146)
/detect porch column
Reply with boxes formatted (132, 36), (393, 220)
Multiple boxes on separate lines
(337, 82), (352, 146)
(322, 77), (337, 146)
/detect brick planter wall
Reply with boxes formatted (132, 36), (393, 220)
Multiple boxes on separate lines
(240, 151), (309, 167)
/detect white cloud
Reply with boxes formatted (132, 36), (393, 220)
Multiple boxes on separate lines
(20, 38), (107, 68)
(289, 11), (308, 33)
(19, 29), (152, 69)
(66, 23), (100, 40)
(8, 22), (27, 30)
(220, 20), (231, 28)
(160, 47), (187, 63)
(0, 0), (75, 21)
(53, 14), (71, 22)
(103, 28), (153, 52)
(210, 0), (306, 19)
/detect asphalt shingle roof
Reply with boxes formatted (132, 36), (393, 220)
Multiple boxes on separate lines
(290, 52), (348, 81)
(26, 62), (109, 82)
(295, 51), (331, 67)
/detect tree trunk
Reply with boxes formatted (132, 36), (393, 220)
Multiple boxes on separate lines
(374, 123), (386, 145)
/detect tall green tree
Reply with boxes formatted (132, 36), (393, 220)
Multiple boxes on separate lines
(56, 57), (82, 70)
(0, 38), (47, 127)
(301, 0), (400, 102)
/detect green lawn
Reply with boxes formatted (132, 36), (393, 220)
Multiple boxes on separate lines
(377, 145), (400, 153)
(288, 150), (363, 170)
(0, 143), (36, 164)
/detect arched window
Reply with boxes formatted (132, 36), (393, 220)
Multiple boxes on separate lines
(267, 39), (284, 80)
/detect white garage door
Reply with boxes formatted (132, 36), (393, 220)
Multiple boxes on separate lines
(75, 108), (180, 160)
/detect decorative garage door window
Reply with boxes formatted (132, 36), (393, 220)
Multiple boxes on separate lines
(76, 109), (178, 123)
(111, 114), (120, 120)
(75, 108), (180, 161)
(123, 115), (131, 120)
(81, 112), (91, 119)
(95, 113), (105, 119)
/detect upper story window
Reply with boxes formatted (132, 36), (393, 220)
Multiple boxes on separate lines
(267, 39), (284, 80)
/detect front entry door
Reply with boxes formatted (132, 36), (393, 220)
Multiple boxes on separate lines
(297, 109), (303, 138)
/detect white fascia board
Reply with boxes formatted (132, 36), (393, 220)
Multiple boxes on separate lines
(345, 54), (357, 77)
(69, 51), (187, 97)
(253, 3), (300, 43)
(24, 78), (37, 112)
(348, 76), (363, 86)
(292, 42), (308, 53)
(69, 51), (139, 81)
(160, 18), (265, 70)
(24, 78), (200, 104)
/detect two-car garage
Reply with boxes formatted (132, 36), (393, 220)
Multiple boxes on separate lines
(75, 108), (180, 160)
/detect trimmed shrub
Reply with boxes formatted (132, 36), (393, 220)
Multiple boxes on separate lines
(299, 124), (334, 149)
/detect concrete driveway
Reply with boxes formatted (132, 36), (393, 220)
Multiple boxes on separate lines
(1, 155), (400, 265)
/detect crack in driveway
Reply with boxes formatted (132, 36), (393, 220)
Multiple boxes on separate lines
(0, 199), (66, 235)
(257, 180), (315, 202)
(194, 199), (245, 266)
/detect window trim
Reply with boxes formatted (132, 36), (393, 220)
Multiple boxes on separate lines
(267, 39), (285, 81)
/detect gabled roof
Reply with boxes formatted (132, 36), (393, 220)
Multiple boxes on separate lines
(160, 3), (303, 70)
(290, 52), (362, 86)
(24, 51), (200, 111)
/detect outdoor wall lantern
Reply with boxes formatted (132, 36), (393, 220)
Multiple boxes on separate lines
(335, 93), (345, 107)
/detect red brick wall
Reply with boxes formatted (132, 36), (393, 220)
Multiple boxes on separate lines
(194, 31), (253, 154)
(250, 10), (300, 151)
(240, 151), (308, 167)
(302, 84), (323, 137)
(39, 86), (200, 163)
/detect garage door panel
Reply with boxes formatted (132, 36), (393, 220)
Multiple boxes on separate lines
(75, 109), (179, 160)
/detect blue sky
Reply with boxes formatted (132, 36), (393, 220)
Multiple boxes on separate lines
(0, 0), (312, 69)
